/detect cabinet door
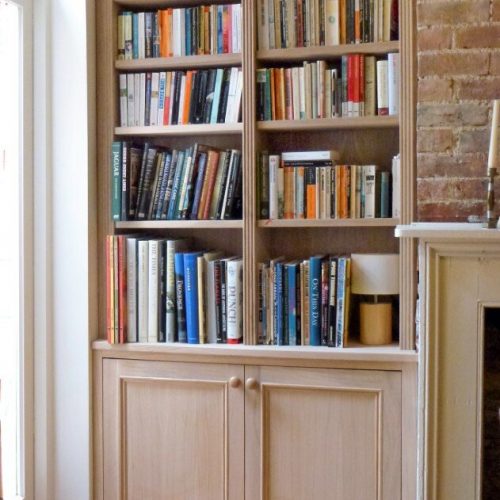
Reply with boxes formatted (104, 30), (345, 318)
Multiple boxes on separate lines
(102, 358), (244, 500)
(245, 366), (401, 500)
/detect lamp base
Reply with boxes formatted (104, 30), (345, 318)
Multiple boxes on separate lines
(360, 302), (392, 345)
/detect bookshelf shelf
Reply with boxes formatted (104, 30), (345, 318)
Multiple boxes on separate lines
(115, 53), (242, 71)
(115, 220), (243, 229)
(257, 41), (400, 63)
(258, 218), (399, 228)
(256, 115), (399, 132)
(115, 123), (243, 136)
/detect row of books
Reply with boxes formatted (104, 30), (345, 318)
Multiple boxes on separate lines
(257, 0), (399, 50)
(106, 235), (243, 344)
(256, 53), (399, 121)
(258, 151), (395, 220)
(119, 67), (243, 127)
(111, 142), (242, 221)
(258, 254), (351, 346)
(117, 4), (242, 59)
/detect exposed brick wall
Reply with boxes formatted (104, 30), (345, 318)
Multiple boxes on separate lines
(417, 0), (500, 221)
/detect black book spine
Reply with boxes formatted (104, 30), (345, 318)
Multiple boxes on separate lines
(222, 151), (241, 219)
(195, 70), (209, 124)
(327, 257), (338, 347)
(214, 259), (224, 343)
(215, 151), (232, 219)
(203, 69), (217, 123)
(120, 141), (129, 221)
(188, 71), (200, 124)
(136, 147), (157, 219)
(217, 68), (231, 123)
(160, 150), (178, 219)
(320, 259), (329, 346)
(175, 261), (187, 343)
(259, 152), (270, 219)
(171, 71), (182, 125)
(220, 260), (227, 343)
(190, 152), (208, 220)
(134, 142), (150, 218)
(128, 146), (143, 219)
(149, 152), (166, 219)
(153, 12), (160, 57)
(145, 12), (153, 58)
(155, 151), (172, 219)
(158, 241), (167, 342)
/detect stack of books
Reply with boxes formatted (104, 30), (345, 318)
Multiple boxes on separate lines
(256, 53), (399, 120)
(119, 67), (243, 127)
(106, 235), (243, 345)
(111, 142), (242, 221)
(258, 150), (392, 220)
(118, 3), (242, 59)
(257, 0), (399, 50)
(258, 254), (352, 347)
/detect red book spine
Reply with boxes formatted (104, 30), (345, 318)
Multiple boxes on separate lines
(106, 235), (113, 344)
(353, 54), (360, 117)
(359, 54), (365, 116)
(347, 55), (353, 117)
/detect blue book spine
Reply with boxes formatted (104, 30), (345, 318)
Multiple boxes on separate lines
(174, 252), (187, 342)
(274, 262), (284, 345)
(132, 13), (139, 59)
(210, 69), (224, 124)
(335, 257), (347, 348)
(189, 152), (207, 219)
(287, 263), (297, 346)
(111, 141), (122, 221)
(217, 6), (223, 54)
(309, 256), (322, 346)
(185, 9), (192, 56)
(166, 150), (185, 219)
(184, 252), (201, 344)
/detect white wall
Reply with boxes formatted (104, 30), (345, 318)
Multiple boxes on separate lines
(34, 0), (95, 498)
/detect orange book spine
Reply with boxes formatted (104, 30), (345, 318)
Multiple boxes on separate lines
(167, 9), (173, 57)
(199, 149), (220, 219)
(182, 70), (194, 124)
(159, 10), (168, 57)
(354, 1), (361, 43)
(117, 235), (127, 344)
(283, 166), (294, 219)
(339, 0), (346, 45)
(306, 167), (316, 219)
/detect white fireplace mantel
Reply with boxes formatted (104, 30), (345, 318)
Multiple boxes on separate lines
(397, 222), (500, 500)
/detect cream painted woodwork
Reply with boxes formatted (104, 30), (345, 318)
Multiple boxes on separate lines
(244, 365), (402, 500)
(396, 223), (500, 500)
(101, 358), (245, 500)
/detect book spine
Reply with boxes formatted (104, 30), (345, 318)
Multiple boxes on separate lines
(226, 259), (243, 343)
(376, 59), (389, 115)
(165, 240), (178, 342)
(309, 255), (322, 345)
(111, 141), (122, 221)
(184, 252), (200, 344)
(214, 259), (224, 342)
(137, 240), (149, 342)
(388, 52), (399, 115)
(287, 263), (297, 346)
(174, 252), (187, 342)
(119, 74), (127, 126)
(147, 240), (159, 342)
(126, 238), (137, 342)
(197, 255), (207, 343)
(206, 260), (218, 343)
(117, 236), (127, 343)
(158, 241), (166, 342)
(106, 236), (114, 343)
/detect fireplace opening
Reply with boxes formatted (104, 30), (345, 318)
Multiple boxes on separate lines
(483, 307), (500, 499)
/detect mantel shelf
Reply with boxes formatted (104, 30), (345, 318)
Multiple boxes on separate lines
(257, 115), (399, 132)
(115, 53), (242, 71)
(115, 220), (243, 230)
(257, 40), (400, 62)
(259, 218), (399, 228)
(115, 123), (243, 136)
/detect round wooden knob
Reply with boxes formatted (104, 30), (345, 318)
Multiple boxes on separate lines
(229, 376), (241, 388)
(245, 378), (259, 390)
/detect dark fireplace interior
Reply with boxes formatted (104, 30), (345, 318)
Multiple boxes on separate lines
(483, 307), (500, 499)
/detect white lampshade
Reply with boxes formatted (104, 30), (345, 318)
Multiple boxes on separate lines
(351, 253), (399, 295)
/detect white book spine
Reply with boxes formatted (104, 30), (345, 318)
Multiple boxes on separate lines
(126, 73), (134, 127)
(388, 53), (400, 116)
(137, 240), (149, 342)
(150, 72), (160, 126)
(225, 67), (239, 123)
(325, 0), (340, 46)
(267, 0), (275, 50)
(299, 66), (306, 119)
(269, 154), (280, 219)
(139, 73), (146, 127)
(363, 165), (377, 218)
(226, 259), (243, 342)
(172, 10), (181, 56)
(292, 67), (300, 120)
(147, 240), (159, 342)
(119, 74), (128, 127)
(376, 60), (389, 115)
(157, 71), (166, 125)
(126, 238), (137, 342)
(138, 12), (145, 59)
(231, 69), (243, 123)
(133, 73), (141, 126)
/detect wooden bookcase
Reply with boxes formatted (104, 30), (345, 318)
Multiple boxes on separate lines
(93, 1), (418, 499)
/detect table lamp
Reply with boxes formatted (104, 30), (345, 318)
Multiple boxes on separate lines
(351, 253), (399, 345)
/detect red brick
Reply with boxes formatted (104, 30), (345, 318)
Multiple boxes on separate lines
(417, 1), (490, 26)
(458, 128), (490, 154)
(456, 78), (500, 100)
(417, 201), (485, 222)
(490, 54), (500, 75)
(419, 52), (489, 77)
(417, 177), (486, 201)
(418, 78), (453, 102)
(417, 129), (454, 153)
(456, 26), (500, 49)
(417, 153), (487, 178)
(417, 104), (488, 127)
(418, 27), (453, 51)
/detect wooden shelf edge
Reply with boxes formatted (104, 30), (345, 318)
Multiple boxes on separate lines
(257, 116), (399, 132)
(92, 339), (418, 363)
(116, 53), (242, 71)
(115, 123), (243, 136)
(258, 218), (399, 228)
(257, 40), (400, 62)
(115, 220), (243, 229)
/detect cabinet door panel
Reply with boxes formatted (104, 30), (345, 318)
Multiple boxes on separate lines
(245, 366), (401, 500)
(102, 359), (244, 500)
